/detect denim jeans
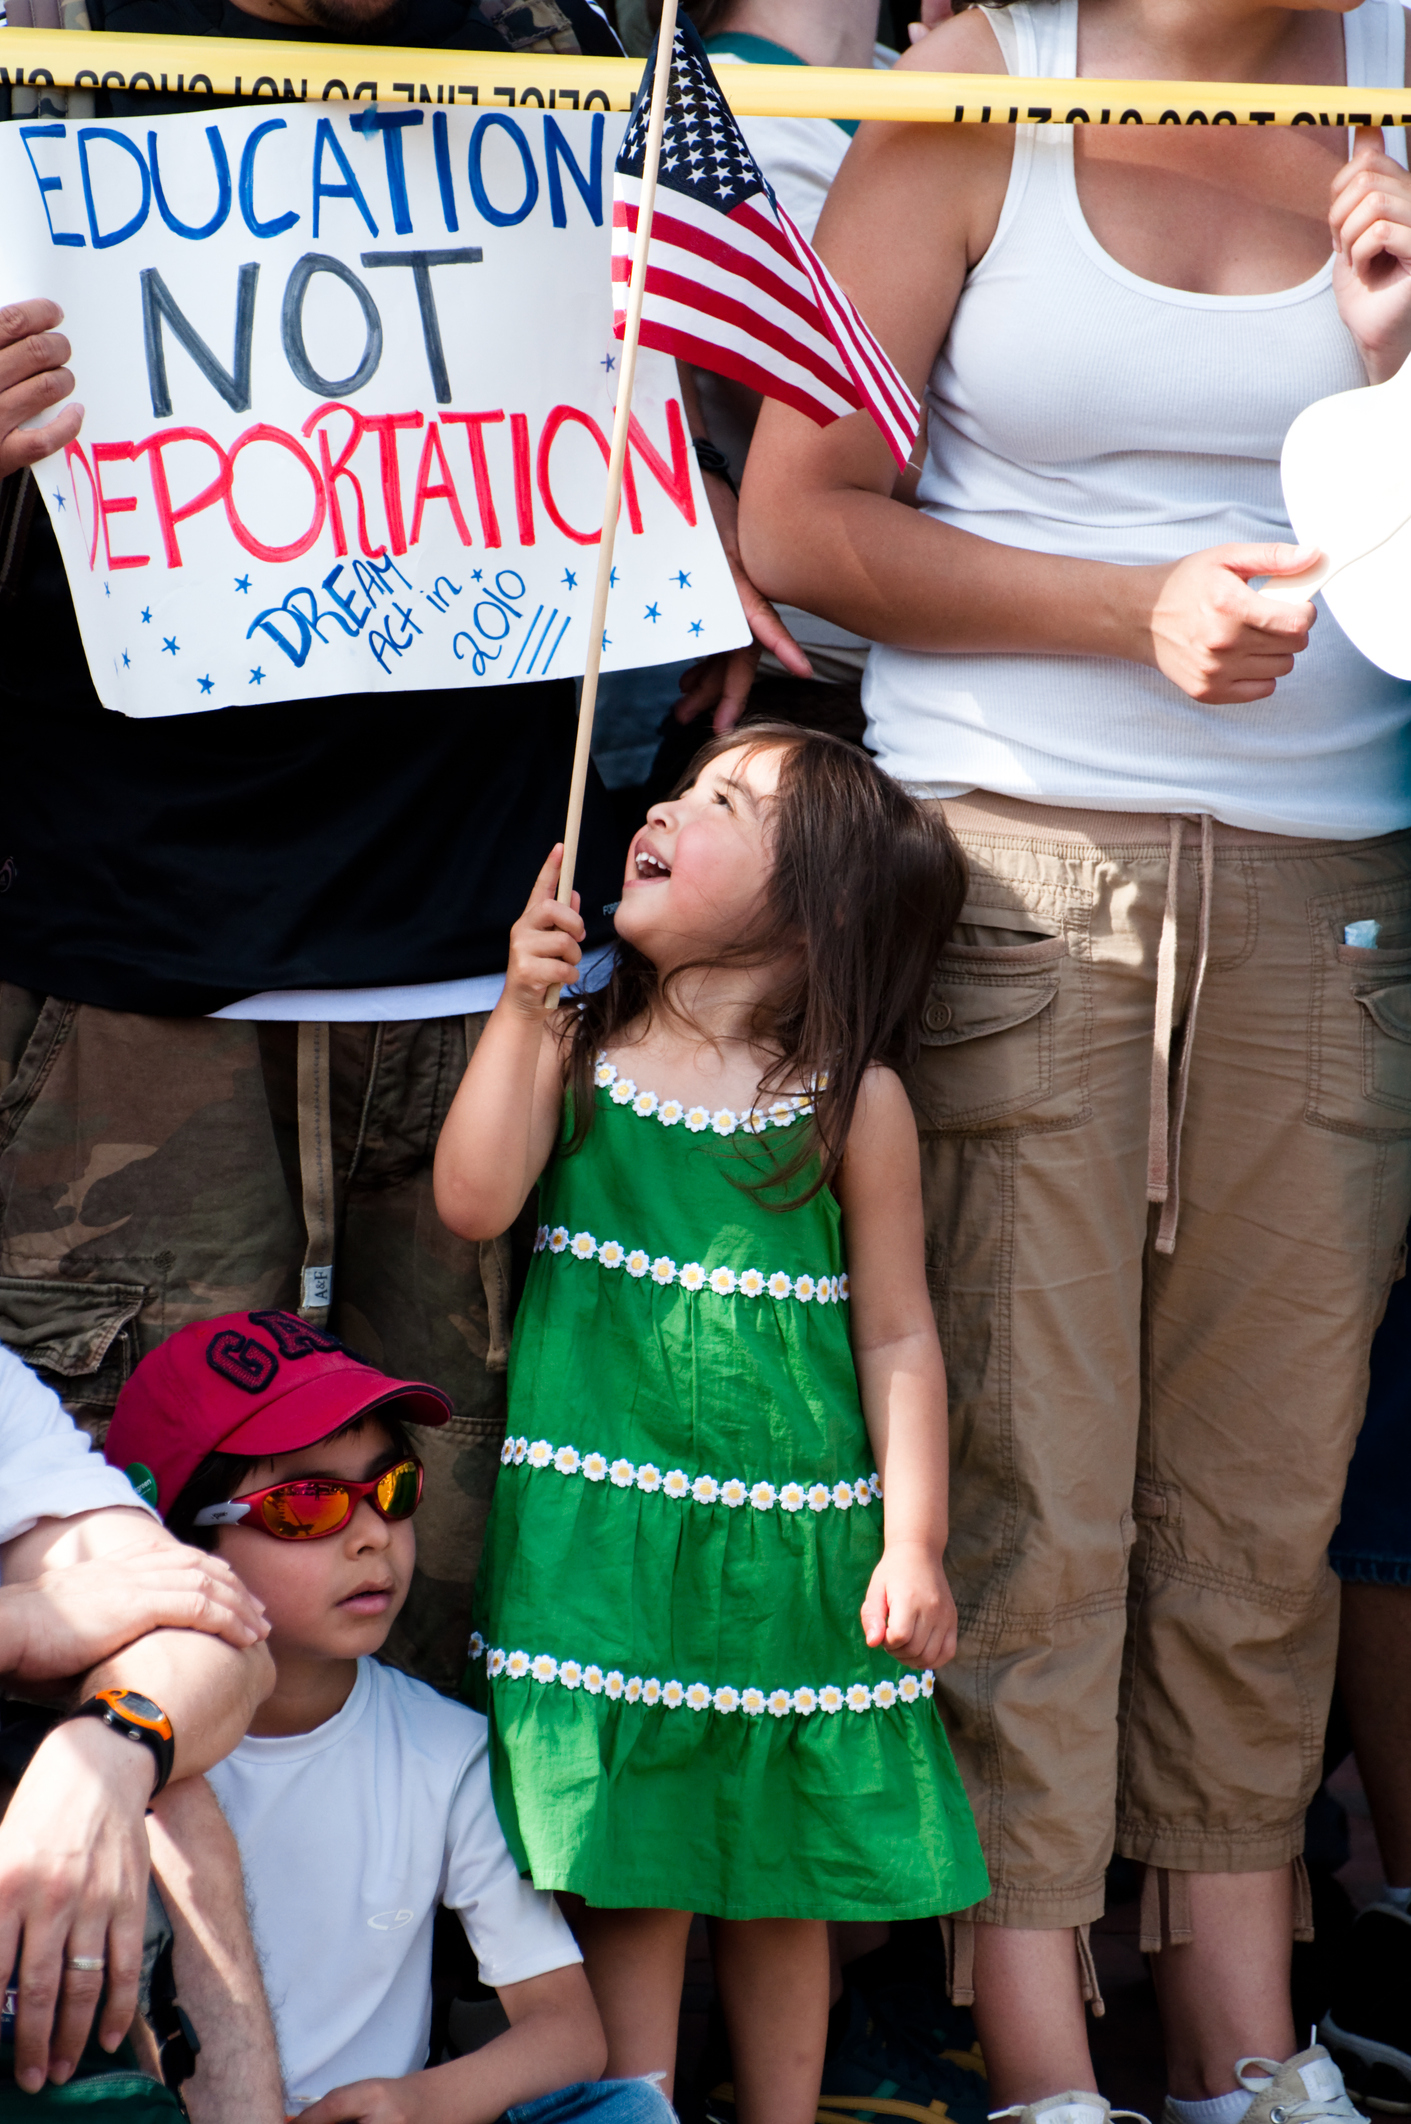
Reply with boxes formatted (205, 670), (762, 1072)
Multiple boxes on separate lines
(504, 2082), (677, 2124)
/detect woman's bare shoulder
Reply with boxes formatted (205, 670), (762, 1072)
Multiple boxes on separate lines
(820, 10), (1016, 274)
(900, 7), (1009, 77)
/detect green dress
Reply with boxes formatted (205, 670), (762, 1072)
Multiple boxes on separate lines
(468, 1056), (988, 1922)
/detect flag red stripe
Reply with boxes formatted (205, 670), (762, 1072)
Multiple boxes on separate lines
(628, 263), (865, 411)
(789, 245), (916, 449)
(615, 199), (834, 343)
(633, 320), (844, 429)
(618, 285), (860, 419)
(774, 205), (917, 441)
(789, 238), (917, 442)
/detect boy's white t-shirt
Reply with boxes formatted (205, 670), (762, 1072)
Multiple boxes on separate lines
(206, 1658), (579, 2108)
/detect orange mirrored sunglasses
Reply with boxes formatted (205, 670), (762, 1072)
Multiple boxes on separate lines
(194, 1457), (423, 1540)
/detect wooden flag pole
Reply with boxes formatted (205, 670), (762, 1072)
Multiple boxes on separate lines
(545, 0), (680, 1010)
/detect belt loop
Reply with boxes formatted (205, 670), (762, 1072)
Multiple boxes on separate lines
(297, 1022), (336, 1324)
(1147, 817), (1183, 1209)
(1155, 813), (1214, 1257)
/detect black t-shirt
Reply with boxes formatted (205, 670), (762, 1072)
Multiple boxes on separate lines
(0, 0), (625, 1018)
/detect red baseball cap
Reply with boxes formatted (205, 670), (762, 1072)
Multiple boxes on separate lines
(104, 1310), (452, 1517)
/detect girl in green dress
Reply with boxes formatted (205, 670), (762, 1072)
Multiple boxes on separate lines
(434, 725), (988, 2124)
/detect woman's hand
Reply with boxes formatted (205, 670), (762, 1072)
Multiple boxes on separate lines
(861, 1539), (958, 1671)
(1332, 128), (1411, 385)
(503, 846), (584, 1018)
(1141, 541), (1321, 702)
(675, 470), (813, 734)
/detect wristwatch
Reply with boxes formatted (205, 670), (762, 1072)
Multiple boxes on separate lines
(64, 1689), (175, 1797)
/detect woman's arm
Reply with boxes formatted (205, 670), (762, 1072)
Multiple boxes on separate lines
(433, 848), (582, 1243)
(739, 13), (1321, 705)
(835, 1067), (956, 1674)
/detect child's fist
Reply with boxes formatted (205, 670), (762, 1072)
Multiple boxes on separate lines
(860, 1541), (958, 1672)
(505, 845), (586, 1016)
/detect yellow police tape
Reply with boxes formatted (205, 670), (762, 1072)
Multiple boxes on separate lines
(1, 31), (1408, 128)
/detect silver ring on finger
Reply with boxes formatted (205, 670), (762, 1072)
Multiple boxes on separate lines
(65, 1957), (106, 1973)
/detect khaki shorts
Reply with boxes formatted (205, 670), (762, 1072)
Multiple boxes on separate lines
(910, 795), (1411, 1929)
(0, 990), (511, 1692)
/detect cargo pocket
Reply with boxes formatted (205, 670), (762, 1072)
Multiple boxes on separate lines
(906, 926), (1087, 1134)
(0, 1276), (147, 1436)
(1307, 906), (1411, 1137)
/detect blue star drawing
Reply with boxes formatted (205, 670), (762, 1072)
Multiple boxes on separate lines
(601, 351), (617, 373)
(609, 566), (619, 588)
(121, 650), (130, 669)
(103, 583), (111, 598)
(140, 607), (152, 624)
(198, 674), (214, 695)
(644, 603), (660, 623)
(688, 619), (704, 636)
(162, 636), (179, 656)
(52, 490), (64, 511)
(562, 570), (578, 590)
(472, 568), (484, 582)
(249, 667), (265, 686)
(602, 630), (611, 651)
(674, 570), (692, 589)
(235, 575), (251, 594)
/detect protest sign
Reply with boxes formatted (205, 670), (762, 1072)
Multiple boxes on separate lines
(0, 102), (748, 716)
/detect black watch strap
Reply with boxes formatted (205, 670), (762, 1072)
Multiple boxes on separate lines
(65, 1689), (175, 1798)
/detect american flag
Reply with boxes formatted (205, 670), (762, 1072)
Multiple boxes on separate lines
(611, 16), (921, 471)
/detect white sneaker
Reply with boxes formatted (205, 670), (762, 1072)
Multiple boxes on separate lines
(1160, 2046), (1362, 2124)
(992, 2094), (1150, 2124)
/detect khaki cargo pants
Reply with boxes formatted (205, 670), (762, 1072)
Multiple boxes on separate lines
(911, 794), (1411, 1930)
(0, 988), (512, 1693)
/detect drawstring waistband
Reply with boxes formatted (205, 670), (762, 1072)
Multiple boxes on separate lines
(1146, 814), (1214, 1257)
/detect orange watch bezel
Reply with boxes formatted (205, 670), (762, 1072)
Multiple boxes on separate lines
(93, 1688), (174, 1743)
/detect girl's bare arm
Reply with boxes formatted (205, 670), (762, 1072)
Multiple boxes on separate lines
(835, 1067), (956, 1673)
(433, 848), (582, 1242)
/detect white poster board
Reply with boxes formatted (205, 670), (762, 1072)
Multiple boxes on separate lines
(0, 101), (748, 716)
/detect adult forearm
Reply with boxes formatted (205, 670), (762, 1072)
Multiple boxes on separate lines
(86, 1630), (272, 1781)
(739, 475), (1153, 664)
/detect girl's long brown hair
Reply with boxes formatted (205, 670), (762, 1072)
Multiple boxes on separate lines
(565, 725), (968, 1203)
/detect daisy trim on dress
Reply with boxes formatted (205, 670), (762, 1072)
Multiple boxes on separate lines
(593, 1055), (815, 1137)
(472, 1639), (935, 1721)
(498, 1432), (878, 1515)
(532, 1225), (846, 1307)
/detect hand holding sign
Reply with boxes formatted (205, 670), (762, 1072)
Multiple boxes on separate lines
(0, 297), (81, 476)
(1264, 129), (1411, 672)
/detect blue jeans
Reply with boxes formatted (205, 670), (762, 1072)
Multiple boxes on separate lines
(504, 2080), (677, 2124)
(1331, 1244), (1411, 1586)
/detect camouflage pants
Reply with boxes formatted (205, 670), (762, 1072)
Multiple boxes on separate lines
(0, 985), (514, 1692)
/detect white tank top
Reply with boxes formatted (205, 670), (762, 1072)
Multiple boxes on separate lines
(862, 0), (1411, 838)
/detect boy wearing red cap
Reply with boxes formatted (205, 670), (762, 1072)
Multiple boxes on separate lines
(106, 1311), (674, 2124)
